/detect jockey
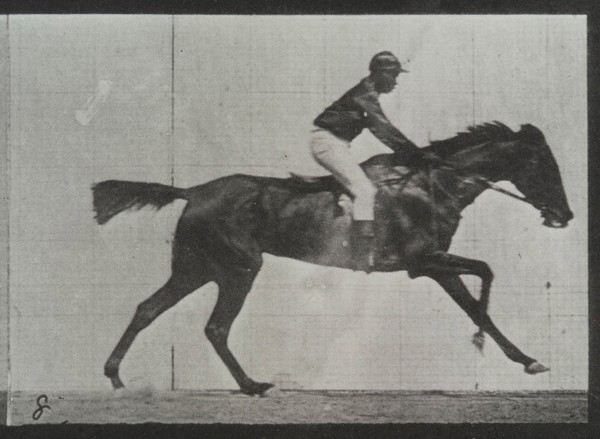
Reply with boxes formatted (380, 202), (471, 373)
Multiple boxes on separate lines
(311, 51), (440, 273)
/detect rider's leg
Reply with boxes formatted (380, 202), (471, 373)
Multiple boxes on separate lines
(310, 129), (377, 272)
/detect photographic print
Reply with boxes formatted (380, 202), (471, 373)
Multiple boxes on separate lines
(0, 14), (588, 424)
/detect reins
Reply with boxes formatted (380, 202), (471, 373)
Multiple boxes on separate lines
(466, 175), (534, 207)
(377, 164), (536, 209)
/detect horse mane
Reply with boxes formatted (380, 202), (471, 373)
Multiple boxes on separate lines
(426, 121), (544, 159)
(362, 121), (546, 168)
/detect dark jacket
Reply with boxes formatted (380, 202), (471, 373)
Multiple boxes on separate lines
(314, 77), (419, 156)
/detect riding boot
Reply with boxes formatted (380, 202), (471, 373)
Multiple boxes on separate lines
(352, 220), (376, 273)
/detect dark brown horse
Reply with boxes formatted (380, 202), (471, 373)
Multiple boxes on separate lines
(93, 122), (573, 396)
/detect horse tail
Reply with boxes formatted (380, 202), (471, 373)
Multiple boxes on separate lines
(92, 180), (188, 225)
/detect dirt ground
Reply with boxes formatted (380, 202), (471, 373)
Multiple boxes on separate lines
(9, 389), (587, 424)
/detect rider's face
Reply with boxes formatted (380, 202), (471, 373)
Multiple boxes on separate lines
(373, 70), (400, 94)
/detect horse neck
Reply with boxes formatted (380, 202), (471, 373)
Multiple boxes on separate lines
(444, 138), (528, 181)
(435, 140), (525, 210)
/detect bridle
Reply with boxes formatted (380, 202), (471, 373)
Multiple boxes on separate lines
(378, 164), (538, 210)
(465, 175), (534, 207)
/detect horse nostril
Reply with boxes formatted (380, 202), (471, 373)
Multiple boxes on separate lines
(556, 209), (573, 223)
(541, 207), (572, 227)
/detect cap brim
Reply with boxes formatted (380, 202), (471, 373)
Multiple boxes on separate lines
(399, 67), (409, 73)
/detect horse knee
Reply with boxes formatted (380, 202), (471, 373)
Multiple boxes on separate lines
(479, 263), (494, 286)
(104, 360), (119, 377)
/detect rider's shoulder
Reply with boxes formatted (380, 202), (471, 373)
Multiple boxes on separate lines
(358, 77), (377, 93)
(348, 77), (378, 101)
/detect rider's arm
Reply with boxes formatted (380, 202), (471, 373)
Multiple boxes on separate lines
(355, 91), (420, 156)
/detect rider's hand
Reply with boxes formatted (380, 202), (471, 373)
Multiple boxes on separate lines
(408, 149), (443, 168)
(422, 150), (443, 166)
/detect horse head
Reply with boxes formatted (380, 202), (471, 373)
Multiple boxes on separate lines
(430, 122), (573, 228)
(508, 124), (573, 228)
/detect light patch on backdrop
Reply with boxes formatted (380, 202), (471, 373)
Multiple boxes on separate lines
(75, 79), (112, 126)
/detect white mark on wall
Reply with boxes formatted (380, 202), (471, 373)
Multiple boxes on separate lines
(75, 80), (112, 126)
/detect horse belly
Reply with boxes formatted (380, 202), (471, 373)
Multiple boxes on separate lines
(268, 192), (355, 267)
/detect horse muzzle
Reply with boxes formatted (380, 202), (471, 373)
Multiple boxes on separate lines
(541, 207), (572, 228)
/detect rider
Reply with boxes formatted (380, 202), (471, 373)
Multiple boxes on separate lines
(311, 51), (440, 273)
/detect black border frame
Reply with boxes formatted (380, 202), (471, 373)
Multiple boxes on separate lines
(0, 1), (596, 438)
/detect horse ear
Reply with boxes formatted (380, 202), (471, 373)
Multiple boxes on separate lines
(519, 124), (545, 144)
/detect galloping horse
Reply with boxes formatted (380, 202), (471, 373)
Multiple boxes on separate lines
(93, 122), (573, 396)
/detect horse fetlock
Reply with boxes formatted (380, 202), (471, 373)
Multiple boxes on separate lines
(104, 362), (125, 389)
(104, 360), (119, 378)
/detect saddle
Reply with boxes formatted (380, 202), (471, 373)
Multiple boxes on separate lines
(289, 172), (340, 190)
(288, 166), (414, 217)
(289, 164), (413, 192)
(287, 173), (352, 215)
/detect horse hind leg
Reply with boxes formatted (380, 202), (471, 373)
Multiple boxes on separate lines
(104, 272), (209, 389)
(205, 268), (274, 396)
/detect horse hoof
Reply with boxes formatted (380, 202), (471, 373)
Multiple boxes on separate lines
(472, 333), (485, 353)
(108, 375), (125, 390)
(525, 361), (550, 375)
(241, 380), (275, 396)
(259, 384), (277, 398)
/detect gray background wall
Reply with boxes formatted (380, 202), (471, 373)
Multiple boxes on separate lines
(6, 15), (587, 392)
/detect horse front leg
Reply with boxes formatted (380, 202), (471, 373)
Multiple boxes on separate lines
(408, 251), (493, 351)
(432, 275), (549, 374)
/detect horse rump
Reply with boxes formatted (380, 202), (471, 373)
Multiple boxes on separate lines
(92, 180), (187, 225)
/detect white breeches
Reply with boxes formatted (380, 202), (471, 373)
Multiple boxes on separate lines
(310, 128), (377, 221)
